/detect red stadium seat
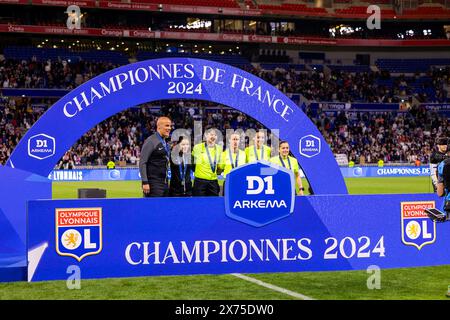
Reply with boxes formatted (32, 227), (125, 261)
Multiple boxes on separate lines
(126, 0), (240, 8)
(258, 2), (327, 14)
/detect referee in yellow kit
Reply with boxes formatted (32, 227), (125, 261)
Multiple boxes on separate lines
(270, 140), (304, 195)
(219, 132), (247, 196)
(220, 133), (247, 179)
(245, 130), (271, 163)
(192, 127), (223, 196)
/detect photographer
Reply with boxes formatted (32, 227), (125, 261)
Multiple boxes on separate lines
(428, 157), (450, 223)
(430, 137), (449, 192)
(436, 158), (450, 218)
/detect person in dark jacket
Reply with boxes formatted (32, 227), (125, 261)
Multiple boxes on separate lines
(169, 135), (193, 197)
(426, 157), (450, 224)
(430, 137), (449, 192)
(139, 116), (172, 197)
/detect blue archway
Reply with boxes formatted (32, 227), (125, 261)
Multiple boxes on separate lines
(7, 58), (347, 195)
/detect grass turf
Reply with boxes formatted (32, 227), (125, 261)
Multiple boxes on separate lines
(1, 176), (447, 300)
(1, 266), (449, 300)
(51, 176), (435, 199)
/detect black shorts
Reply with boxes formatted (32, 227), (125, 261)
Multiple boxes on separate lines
(192, 178), (220, 197)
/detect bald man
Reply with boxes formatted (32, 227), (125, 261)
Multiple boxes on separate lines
(139, 116), (172, 197)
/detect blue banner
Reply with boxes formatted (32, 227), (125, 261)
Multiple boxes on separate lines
(28, 193), (450, 282)
(342, 166), (431, 178)
(420, 103), (450, 116)
(48, 166), (432, 182)
(421, 103), (450, 111)
(49, 169), (140, 181)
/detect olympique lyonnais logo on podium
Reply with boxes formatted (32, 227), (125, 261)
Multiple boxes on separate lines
(401, 201), (436, 250)
(225, 161), (295, 227)
(55, 208), (103, 261)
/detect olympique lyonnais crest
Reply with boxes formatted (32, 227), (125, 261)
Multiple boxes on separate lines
(56, 208), (102, 261)
(401, 201), (436, 250)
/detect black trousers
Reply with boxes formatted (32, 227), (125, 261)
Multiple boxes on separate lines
(144, 181), (169, 198)
(192, 178), (220, 197)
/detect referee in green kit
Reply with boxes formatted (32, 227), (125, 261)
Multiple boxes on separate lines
(192, 126), (223, 196)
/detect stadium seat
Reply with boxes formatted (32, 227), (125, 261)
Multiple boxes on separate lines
(3, 46), (129, 65)
(376, 58), (450, 73)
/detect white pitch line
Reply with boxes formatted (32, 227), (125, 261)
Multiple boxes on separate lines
(231, 273), (315, 300)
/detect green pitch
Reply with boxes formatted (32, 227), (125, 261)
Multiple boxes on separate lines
(51, 176), (436, 199)
(1, 176), (448, 300)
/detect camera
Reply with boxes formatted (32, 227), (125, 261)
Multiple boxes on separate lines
(425, 200), (450, 223)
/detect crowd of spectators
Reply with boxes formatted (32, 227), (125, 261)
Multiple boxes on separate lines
(254, 66), (450, 103)
(0, 59), (120, 89)
(0, 95), (448, 167)
(309, 104), (448, 165)
(0, 97), (45, 164)
(56, 100), (267, 168)
(56, 109), (148, 168)
(1, 55), (449, 167)
(1, 57), (449, 103)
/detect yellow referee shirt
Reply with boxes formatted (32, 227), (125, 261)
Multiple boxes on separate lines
(245, 145), (271, 163)
(220, 148), (247, 178)
(192, 142), (222, 180)
(106, 161), (116, 169)
(270, 155), (300, 175)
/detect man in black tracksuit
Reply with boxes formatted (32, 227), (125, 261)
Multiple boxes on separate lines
(430, 137), (449, 192)
(139, 117), (172, 197)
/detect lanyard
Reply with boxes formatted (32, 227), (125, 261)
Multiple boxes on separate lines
(178, 154), (187, 192)
(156, 132), (170, 158)
(228, 149), (240, 169)
(279, 156), (292, 170)
(156, 132), (171, 181)
(205, 143), (218, 174)
(254, 145), (264, 160)
(178, 154), (187, 182)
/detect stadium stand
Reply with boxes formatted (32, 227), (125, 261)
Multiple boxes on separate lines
(1, 49), (449, 167)
(244, 0), (257, 9)
(124, 0), (239, 8)
(1, 48), (449, 103)
(1, 0), (449, 168)
(334, 5), (396, 16)
(0, 58), (121, 89)
(1, 5), (449, 39)
(327, 65), (371, 73)
(135, 52), (252, 67)
(258, 3), (328, 14)
(4, 47), (129, 65)
(402, 5), (450, 17)
(1, 95), (448, 167)
(376, 59), (450, 74)
(259, 63), (306, 71)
